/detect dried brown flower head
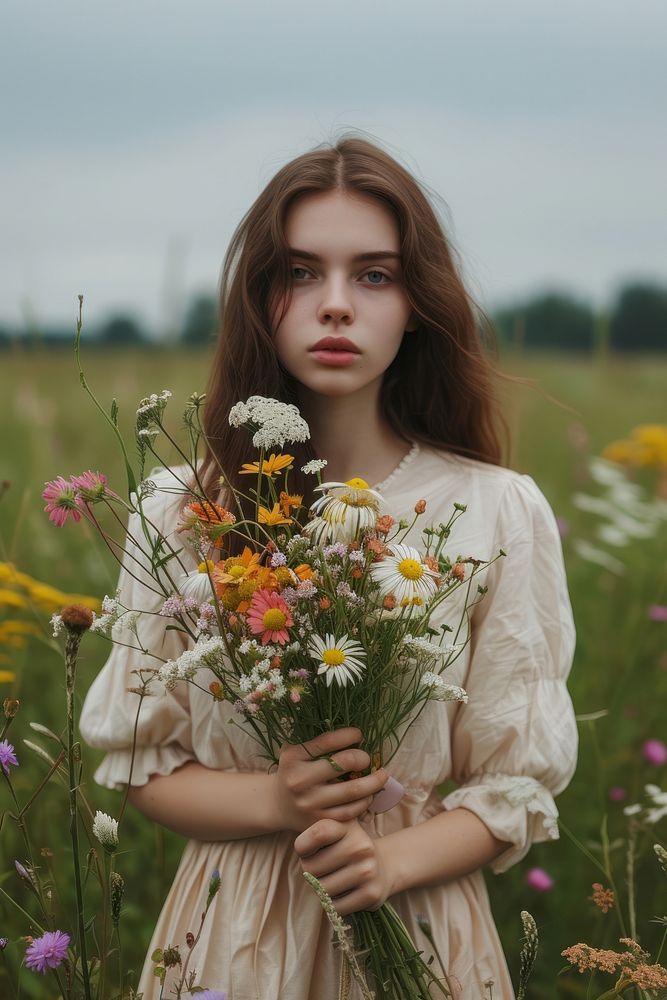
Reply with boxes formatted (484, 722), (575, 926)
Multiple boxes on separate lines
(60, 604), (94, 633)
(590, 882), (615, 913)
(414, 499), (427, 514)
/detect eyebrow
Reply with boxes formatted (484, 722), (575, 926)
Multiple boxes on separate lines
(288, 247), (402, 263)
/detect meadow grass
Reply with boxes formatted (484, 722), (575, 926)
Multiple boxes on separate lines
(1, 344), (665, 998)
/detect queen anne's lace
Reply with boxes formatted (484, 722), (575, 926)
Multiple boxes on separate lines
(228, 396), (310, 448)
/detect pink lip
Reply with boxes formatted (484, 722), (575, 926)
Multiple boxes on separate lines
(309, 336), (360, 354)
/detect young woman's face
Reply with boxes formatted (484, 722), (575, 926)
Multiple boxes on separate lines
(271, 189), (417, 400)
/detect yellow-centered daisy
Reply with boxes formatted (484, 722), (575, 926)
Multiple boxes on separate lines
(370, 543), (439, 610)
(304, 478), (383, 544)
(308, 633), (366, 687)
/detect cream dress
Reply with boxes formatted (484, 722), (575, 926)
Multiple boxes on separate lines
(79, 443), (578, 1000)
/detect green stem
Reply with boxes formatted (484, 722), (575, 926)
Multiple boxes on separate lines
(65, 630), (93, 1000)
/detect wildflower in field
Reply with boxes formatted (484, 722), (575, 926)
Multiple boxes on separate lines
(301, 458), (327, 475)
(308, 633), (366, 687)
(60, 604), (94, 633)
(525, 867), (554, 892)
(590, 883), (615, 913)
(92, 810), (119, 853)
(608, 786), (626, 801)
(370, 543), (439, 607)
(24, 929), (70, 974)
(0, 937), (7, 949)
(229, 396), (310, 448)
(239, 453), (294, 479)
(42, 476), (83, 527)
(305, 478), (383, 544)
(648, 604), (667, 621)
(0, 738), (18, 776)
(70, 469), (110, 503)
(247, 590), (293, 645)
(14, 860), (31, 881)
(643, 738), (667, 766)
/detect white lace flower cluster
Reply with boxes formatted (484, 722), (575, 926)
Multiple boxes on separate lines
(421, 672), (468, 703)
(136, 390), (172, 440)
(301, 459), (328, 475)
(228, 395), (310, 449)
(88, 592), (125, 635)
(158, 636), (226, 690)
(238, 658), (286, 704)
(401, 635), (461, 662)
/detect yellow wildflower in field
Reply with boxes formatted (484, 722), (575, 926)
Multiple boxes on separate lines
(602, 424), (667, 468)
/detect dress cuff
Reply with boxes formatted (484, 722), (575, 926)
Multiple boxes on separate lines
(92, 744), (197, 791)
(441, 772), (560, 873)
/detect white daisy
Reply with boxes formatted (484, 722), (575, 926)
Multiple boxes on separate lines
(370, 543), (439, 612)
(179, 562), (216, 603)
(308, 633), (367, 687)
(304, 478), (383, 544)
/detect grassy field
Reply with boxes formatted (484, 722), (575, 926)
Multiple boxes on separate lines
(1, 345), (666, 998)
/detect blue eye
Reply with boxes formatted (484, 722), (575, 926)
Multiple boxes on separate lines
(365, 270), (390, 285)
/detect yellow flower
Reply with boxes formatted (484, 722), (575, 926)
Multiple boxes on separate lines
(258, 504), (293, 526)
(239, 454), (295, 479)
(0, 669), (16, 683)
(279, 491), (303, 516)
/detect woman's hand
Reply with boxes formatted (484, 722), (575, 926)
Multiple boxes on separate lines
(271, 727), (388, 833)
(294, 818), (394, 916)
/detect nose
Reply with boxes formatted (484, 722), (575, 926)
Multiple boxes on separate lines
(316, 275), (354, 325)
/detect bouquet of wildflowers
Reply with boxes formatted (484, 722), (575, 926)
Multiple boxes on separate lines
(44, 314), (504, 998)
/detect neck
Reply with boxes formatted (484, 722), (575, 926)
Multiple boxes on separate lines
(296, 383), (412, 486)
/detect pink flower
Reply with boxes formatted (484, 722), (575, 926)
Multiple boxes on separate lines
(70, 470), (110, 503)
(246, 590), (293, 645)
(526, 867), (554, 892)
(608, 786), (627, 802)
(648, 605), (667, 622)
(24, 929), (70, 973)
(0, 739), (18, 777)
(42, 477), (83, 527)
(642, 739), (667, 766)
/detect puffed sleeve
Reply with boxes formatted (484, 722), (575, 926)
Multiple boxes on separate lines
(79, 470), (197, 790)
(442, 473), (578, 873)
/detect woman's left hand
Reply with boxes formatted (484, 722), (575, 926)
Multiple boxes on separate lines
(294, 818), (394, 916)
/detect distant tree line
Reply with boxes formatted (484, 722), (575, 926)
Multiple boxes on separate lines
(0, 281), (665, 351)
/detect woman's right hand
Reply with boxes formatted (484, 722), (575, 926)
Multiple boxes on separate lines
(271, 727), (388, 833)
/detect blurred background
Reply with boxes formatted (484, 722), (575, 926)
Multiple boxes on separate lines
(1, 2), (665, 997)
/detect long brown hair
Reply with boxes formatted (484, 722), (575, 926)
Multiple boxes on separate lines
(199, 132), (509, 542)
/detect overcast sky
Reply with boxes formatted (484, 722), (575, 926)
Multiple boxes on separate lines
(1, 0), (665, 337)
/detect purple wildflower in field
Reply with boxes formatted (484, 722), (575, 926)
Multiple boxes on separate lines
(526, 867), (554, 892)
(0, 739), (19, 776)
(648, 604), (667, 622)
(608, 786), (627, 801)
(0, 937), (8, 950)
(24, 930), (70, 973)
(643, 739), (667, 766)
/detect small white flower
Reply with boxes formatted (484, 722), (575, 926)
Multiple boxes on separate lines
(301, 459), (328, 475)
(308, 633), (366, 687)
(421, 672), (468, 703)
(92, 810), (119, 853)
(50, 614), (64, 638)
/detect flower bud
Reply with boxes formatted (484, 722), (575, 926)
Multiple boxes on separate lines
(92, 810), (119, 853)
(110, 871), (124, 928)
(3, 697), (20, 718)
(414, 499), (426, 514)
(60, 604), (94, 633)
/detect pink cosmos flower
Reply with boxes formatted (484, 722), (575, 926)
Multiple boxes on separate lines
(642, 739), (667, 766)
(24, 929), (70, 974)
(608, 786), (627, 802)
(526, 867), (554, 892)
(648, 605), (667, 622)
(42, 477), (83, 527)
(246, 589), (293, 645)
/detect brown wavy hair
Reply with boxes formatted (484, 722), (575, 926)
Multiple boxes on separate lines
(199, 132), (509, 543)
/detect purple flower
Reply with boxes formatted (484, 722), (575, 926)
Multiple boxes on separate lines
(526, 867), (554, 892)
(14, 860), (30, 881)
(0, 739), (19, 776)
(270, 551), (287, 567)
(608, 786), (627, 802)
(24, 930), (70, 974)
(648, 605), (667, 622)
(0, 937), (8, 950)
(643, 739), (667, 766)
(193, 991), (228, 1000)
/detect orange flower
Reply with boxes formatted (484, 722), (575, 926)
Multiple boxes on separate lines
(319, 596), (332, 610)
(294, 563), (314, 581)
(451, 562), (466, 582)
(213, 546), (261, 588)
(279, 491), (303, 516)
(239, 454), (294, 479)
(424, 555), (439, 573)
(351, 567), (363, 579)
(209, 681), (225, 700)
(376, 515), (395, 535)
(414, 499), (427, 514)
(179, 500), (236, 533)
(258, 503), (293, 526)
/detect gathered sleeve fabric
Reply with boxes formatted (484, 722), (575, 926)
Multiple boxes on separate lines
(442, 473), (578, 874)
(79, 471), (197, 790)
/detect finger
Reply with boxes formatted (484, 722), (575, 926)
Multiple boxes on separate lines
(331, 887), (381, 917)
(315, 770), (388, 808)
(323, 798), (375, 823)
(317, 862), (375, 900)
(296, 728), (364, 761)
(294, 818), (347, 858)
(310, 748), (373, 783)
